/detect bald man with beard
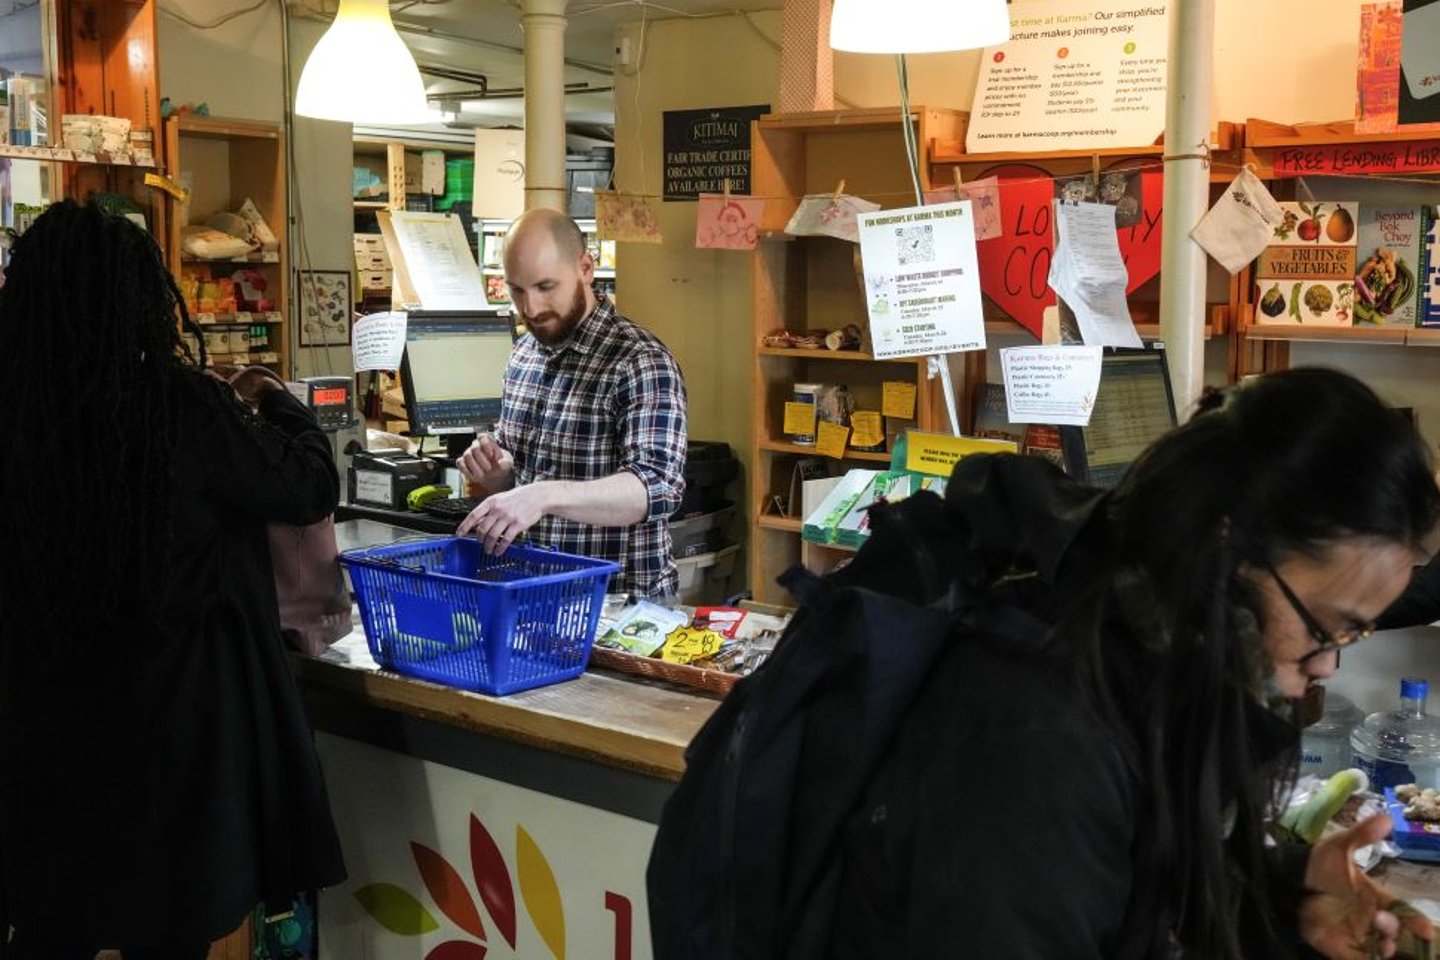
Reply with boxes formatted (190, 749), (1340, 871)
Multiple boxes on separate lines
(457, 208), (689, 599)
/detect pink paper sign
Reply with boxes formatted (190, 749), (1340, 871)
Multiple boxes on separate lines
(596, 191), (663, 244)
(695, 194), (763, 250)
(922, 175), (1003, 241)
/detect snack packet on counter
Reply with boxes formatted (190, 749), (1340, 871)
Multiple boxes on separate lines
(596, 601), (687, 657)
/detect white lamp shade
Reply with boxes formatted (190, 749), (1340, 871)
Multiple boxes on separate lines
(830, 0), (1012, 53)
(295, 0), (430, 124)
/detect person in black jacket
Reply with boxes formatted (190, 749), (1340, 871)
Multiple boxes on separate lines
(824, 369), (1438, 960)
(0, 202), (345, 958)
(651, 367), (1438, 960)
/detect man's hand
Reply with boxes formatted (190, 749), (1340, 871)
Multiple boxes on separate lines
(457, 434), (515, 490)
(458, 483), (553, 555)
(1300, 813), (1435, 958)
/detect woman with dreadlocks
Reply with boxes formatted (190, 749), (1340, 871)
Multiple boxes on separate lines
(0, 201), (345, 957)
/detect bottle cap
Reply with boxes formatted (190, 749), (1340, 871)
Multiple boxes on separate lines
(1400, 677), (1429, 701)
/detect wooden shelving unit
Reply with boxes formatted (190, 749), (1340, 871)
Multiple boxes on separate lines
(926, 123), (1245, 426)
(165, 115), (290, 377)
(1235, 118), (1440, 377)
(747, 106), (964, 604)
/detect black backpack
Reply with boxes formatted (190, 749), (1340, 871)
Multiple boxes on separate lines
(646, 457), (1103, 960)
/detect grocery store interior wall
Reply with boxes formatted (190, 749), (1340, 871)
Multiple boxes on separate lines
(158, 2), (355, 378)
(611, 11), (783, 526)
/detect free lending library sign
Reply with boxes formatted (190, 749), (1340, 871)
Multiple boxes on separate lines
(662, 104), (769, 201)
(1270, 140), (1440, 177)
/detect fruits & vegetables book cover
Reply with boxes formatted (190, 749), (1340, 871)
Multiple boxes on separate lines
(1255, 201), (1359, 326)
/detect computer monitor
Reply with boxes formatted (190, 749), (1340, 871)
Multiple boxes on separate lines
(1059, 346), (1178, 489)
(400, 310), (515, 445)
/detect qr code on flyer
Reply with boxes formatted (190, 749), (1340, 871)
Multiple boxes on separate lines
(896, 224), (935, 266)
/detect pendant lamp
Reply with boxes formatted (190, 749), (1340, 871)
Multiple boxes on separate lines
(296, 0), (430, 124)
(829, 0), (1011, 54)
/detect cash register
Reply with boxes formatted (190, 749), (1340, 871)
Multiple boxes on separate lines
(345, 310), (515, 524)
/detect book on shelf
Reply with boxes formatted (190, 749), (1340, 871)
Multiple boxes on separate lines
(1420, 208), (1440, 328)
(1354, 205), (1424, 327)
(1254, 201), (1359, 327)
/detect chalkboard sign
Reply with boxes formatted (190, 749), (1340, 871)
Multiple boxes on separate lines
(662, 104), (770, 201)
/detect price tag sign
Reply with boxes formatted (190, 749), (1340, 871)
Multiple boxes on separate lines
(816, 421), (851, 459)
(850, 411), (884, 449)
(783, 401), (818, 437)
(904, 431), (1018, 477)
(882, 381), (917, 419)
(661, 626), (727, 665)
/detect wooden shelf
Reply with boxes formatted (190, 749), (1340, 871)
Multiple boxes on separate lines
(1245, 118), (1440, 149)
(756, 515), (802, 533)
(757, 346), (927, 362)
(176, 115), (282, 141)
(181, 252), (281, 265)
(0, 143), (155, 167)
(930, 122), (1240, 165)
(193, 311), (284, 326)
(756, 105), (949, 134)
(1245, 324), (1416, 345)
(759, 439), (891, 463)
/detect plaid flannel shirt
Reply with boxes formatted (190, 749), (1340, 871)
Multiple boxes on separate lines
(496, 298), (688, 598)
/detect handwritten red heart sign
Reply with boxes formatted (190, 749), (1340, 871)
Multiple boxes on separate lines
(973, 162), (1164, 338)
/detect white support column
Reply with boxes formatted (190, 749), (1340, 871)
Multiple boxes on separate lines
(1158, 0), (1214, 419)
(520, 0), (569, 212)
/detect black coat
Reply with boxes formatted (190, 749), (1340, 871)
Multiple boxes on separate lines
(0, 374), (345, 945)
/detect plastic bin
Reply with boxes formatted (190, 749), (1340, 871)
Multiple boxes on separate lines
(674, 543), (740, 606)
(673, 440), (739, 519)
(669, 500), (735, 558)
(340, 537), (619, 695)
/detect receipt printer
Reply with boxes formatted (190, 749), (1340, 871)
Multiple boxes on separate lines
(347, 450), (442, 510)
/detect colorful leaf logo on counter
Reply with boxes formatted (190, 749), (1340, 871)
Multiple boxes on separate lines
(355, 813), (568, 959)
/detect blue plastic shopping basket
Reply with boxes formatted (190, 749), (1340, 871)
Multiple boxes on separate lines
(339, 537), (619, 695)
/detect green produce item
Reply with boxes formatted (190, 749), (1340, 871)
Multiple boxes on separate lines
(1354, 301), (1379, 325)
(1289, 282), (1303, 322)
(1277, 768), (1368, 845)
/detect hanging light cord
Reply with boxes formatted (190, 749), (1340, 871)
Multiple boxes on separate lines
(895, 53), (924, 206)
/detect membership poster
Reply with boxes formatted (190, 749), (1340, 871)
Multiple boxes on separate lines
(856, 202), (986, 359)
(662, 104), (769, 201)
(966, 0), (1169, 153)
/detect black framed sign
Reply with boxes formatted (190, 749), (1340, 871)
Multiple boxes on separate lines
(662, 104), (770, 201)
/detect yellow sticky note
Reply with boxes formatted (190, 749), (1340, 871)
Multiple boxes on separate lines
(783, 401), (818, 438)
(904, 431), (1019, 476)
(816, 420), (851, 459)
(661, 626), (727, 665)
(882, 381), (917, 420)
(850, 411), (884, 449)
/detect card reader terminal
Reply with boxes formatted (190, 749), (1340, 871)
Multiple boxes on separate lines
(296, 376), (357, 430)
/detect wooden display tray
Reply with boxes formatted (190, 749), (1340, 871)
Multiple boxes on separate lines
(585, 600), (793, 699)
(587, 646), (741, 698)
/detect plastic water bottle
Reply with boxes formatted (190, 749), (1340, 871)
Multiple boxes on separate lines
(1350, 678), (1440, 792)
(1300, 688), (1363, 780)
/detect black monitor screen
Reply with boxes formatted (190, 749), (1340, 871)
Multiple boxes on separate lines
(1060, 347), (1178, 489)
(400, 311), (514, 436)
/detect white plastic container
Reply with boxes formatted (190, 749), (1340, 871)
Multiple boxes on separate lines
(1351, 677), (1440, 792)
(1300, 687), (1363, 780)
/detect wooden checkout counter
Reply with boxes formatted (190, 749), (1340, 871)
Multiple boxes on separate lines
(308, 519), (1436, 959)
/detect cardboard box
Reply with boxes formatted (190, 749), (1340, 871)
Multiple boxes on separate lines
(473, 128), (526, 219)
(354, 251), (391, 271)
(353, 152), (445, 198)
(416, 149), (444, 196)
(359, 269), (393, 291)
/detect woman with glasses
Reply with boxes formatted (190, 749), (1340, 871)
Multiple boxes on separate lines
(814, 368), (1436, 959)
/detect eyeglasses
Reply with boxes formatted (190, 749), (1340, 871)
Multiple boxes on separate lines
(1264, 562), (1377, 663)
